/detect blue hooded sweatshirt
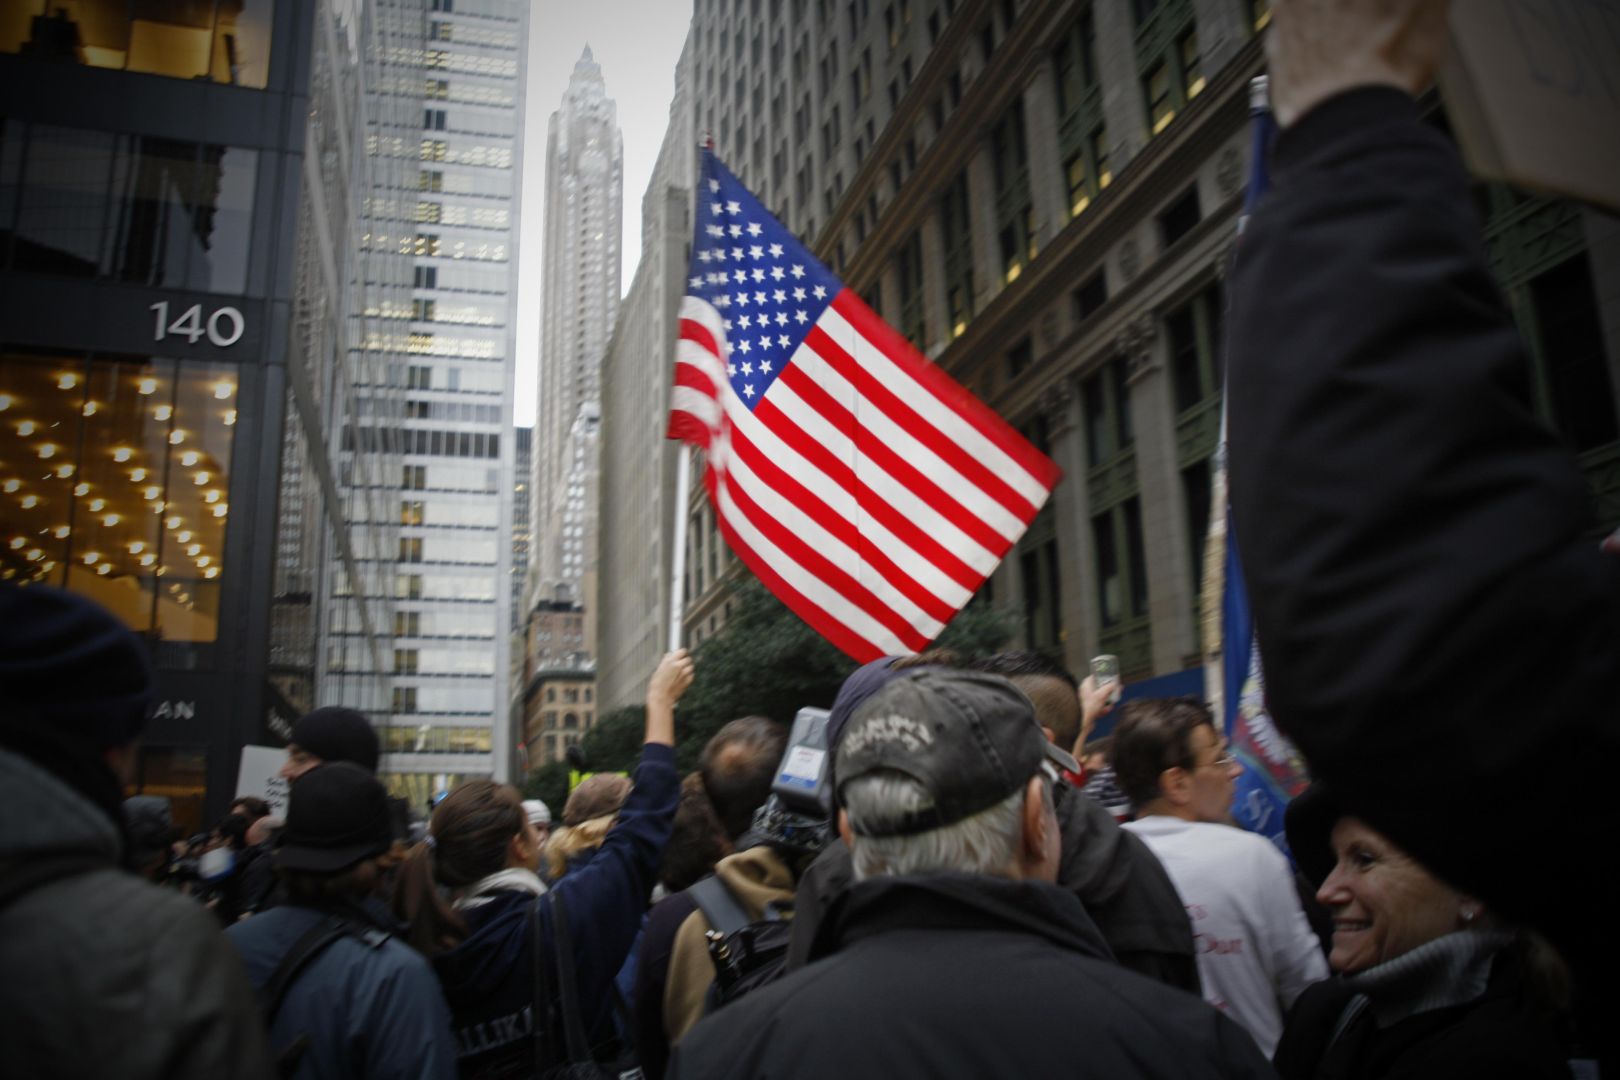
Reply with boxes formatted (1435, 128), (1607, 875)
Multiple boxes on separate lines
(432, 744), (678, 1078)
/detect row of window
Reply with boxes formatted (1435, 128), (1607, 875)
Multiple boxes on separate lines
(346, 426), (502, 460)
(381, 721), (492, 753)
(0, 1), (276, 90)
(0, 120), (257, 294)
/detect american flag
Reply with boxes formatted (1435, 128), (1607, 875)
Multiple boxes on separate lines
(667, 150), (1061, 662)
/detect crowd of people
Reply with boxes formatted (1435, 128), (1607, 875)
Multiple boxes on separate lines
(1, 1), (1615, 1077)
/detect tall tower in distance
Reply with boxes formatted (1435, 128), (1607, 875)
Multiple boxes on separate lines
(532, 46), (622, 670)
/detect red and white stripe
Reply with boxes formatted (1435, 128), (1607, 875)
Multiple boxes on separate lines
(669, 290), (1061, 662)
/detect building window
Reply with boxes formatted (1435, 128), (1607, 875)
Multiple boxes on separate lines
(394, 611), (420, 637)
(1137, 5), (1201, 137)
(424, 109), (447, 131)
(412, 299), (436, 322)
(400, 501), (425, 526)
(1093, 497), (1148, 628)
(1179, 28), (1204, 100)
(1006, 337), (1033, 382)
(0, 350), (237, 640)
(1074, 271), (1108, 323)
(403, 465), (427, 490)
(392, 687), (417, 715)
(0, 2), (276, 88)
(1158, 186), (1201, 248)
(940, 171), (974, 338)
(1082, 355), (1133, 468)
(1166, 280), (1224, 414)
(396, 574), (423, 600)
(1056, 13), (1098, 116)
(394, 649), (418, 675)
(1182, 458), (1212, 594)
(990, 101), (1034, 285)
(895, 229), (926, 348)
(398, 537), (423, 563)
(1, 122), (257, 294)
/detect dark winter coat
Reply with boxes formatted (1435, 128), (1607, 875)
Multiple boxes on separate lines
(226, 900), (458, 1080)
(786, 780), (1200, 992)
(1225, 87), (1620, 1020)
(430, 743), (679, 1078)
(1272, 942), (1569, 1080)
(0, 747), (273, 1080)
(669, 872), (1273, 1080)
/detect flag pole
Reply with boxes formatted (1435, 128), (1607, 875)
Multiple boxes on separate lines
(668, 447), (691, 652)
(667, 138), (712, 654)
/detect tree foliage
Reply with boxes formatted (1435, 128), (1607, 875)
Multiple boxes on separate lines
(524, 577), (1017, 786)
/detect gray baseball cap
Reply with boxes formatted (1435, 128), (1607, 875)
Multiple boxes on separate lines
(835, 668), (1057, 837)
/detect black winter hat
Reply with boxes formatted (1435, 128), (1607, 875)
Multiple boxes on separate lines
(275, 762), (393, 873)
(0, 584), (155, 747)
(1284, 784), (1344, 889)
(289, 706), (380, 773)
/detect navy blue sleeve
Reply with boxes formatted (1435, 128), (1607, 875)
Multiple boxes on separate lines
(552, 743), (679, 1037)
(1227, 87), (1620, 982)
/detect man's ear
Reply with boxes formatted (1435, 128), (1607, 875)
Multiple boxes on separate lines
(1160, 766), (1191, 807)
(837, 807), (853, 849)
(1020, 775), (1051, 863)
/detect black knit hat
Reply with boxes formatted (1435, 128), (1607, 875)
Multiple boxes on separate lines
(275, 762), (393, 873)
(836, 668), (1049, 837)
(1285, 784), (1343, 889)
(0, 584), (155, 747)
(289, 706), (380, 774)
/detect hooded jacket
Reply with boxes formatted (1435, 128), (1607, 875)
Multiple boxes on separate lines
(429, 744), (679, 1078)
(785, 780), (1199, 992)
(669, 872), (1274, 1080)
(0, 747), (274, 1080)
(633, 844), (799, 1078)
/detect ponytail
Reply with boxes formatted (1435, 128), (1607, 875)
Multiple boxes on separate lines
(390, 779), (527, 954)
(392, 837), (466, 955)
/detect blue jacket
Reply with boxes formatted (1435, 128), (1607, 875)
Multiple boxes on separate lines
(227, 902), (458, 1080)
(432, 743), (678, 1079)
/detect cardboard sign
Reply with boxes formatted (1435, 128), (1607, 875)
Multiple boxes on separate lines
(1441, 1), (1620, 211)
(234, 745), (291, 817)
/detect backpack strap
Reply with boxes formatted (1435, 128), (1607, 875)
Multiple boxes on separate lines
(260, 916), (369, 1027)
(690, 874), (753, 936)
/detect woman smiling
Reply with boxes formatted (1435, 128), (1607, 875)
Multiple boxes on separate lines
(1272, 786), (1572, 1079)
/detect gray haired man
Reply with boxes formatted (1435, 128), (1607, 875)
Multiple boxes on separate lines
(669, 668), (1275, 1080)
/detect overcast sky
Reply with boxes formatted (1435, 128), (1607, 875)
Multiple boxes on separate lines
(513, 1), (694, 428)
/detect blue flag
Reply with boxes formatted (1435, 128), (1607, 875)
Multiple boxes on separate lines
(1220, 79), (1309, 855)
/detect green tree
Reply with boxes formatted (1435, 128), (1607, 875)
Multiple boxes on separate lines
(519, 577), (1018, 786)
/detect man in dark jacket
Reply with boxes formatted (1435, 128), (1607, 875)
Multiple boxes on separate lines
(785, 654), (1200, 993)
(670, 669), (1272, 1079)
(226, 762), (456, 1079)
(0, 585), (273, 1080)
(1225, 0), (1619, 1031)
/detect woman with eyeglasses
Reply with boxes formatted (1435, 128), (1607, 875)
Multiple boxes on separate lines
(1272, 786), (1573, 1079)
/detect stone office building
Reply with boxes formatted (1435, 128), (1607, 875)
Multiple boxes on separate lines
(673, 0), (1620, 694)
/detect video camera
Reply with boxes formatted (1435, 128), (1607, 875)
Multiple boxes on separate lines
(744, 706), (835, 856)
